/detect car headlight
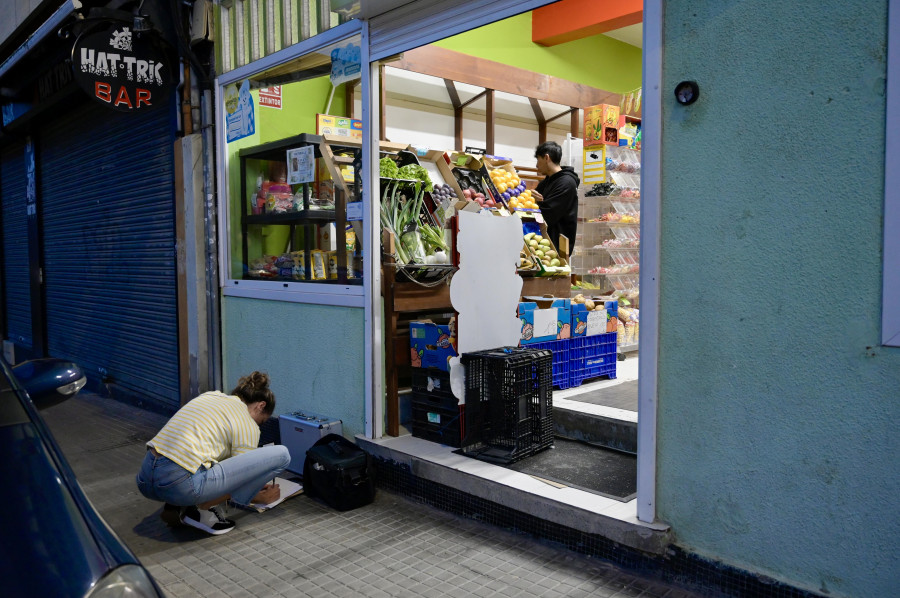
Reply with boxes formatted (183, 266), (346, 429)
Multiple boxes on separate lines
(85, 564), (162, 598)
(57, 376), (87, 396)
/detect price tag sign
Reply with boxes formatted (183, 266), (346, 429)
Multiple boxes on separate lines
(586, 310), (607, 336)
(347, 202), (363, 221)
(532, 309), (558, 339)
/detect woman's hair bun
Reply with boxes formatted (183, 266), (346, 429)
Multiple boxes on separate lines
(232, 371), (275, 414)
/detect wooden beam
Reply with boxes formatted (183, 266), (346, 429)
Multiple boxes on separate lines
(529, 97), (546, 124)
(459, 89), (487, 110)
(443, 78), (461, 108)
(571, 108), (580, 137)
(533, 0), (643, 46)
(530, 97), (547, 144)
(393, 45), (620, 108)
(446, 79), (464, 148)
(545, 107), (576, 124)
(346, 83), (355, 119)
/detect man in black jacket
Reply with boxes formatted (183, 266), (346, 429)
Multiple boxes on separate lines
(532, 141), (580, 250)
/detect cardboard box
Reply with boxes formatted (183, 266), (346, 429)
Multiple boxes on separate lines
(570, 303), (588, 337)
(572, 300), (619, 336)
(448, 151), (504, 208)
(409, 319), (458, 371)
(408, 147), (467, 199)
(584, 103), (621, 148)
(517, 300), (571, 345)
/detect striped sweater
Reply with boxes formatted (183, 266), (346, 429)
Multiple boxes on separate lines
(148, 391), (260, 473)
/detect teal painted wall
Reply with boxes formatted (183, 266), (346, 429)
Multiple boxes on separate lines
(221, 296), (366, 438)
(657, 2), (898, 596)
(433, 12), (642, 94)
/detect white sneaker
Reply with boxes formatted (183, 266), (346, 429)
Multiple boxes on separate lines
(181, 505), (236, 535)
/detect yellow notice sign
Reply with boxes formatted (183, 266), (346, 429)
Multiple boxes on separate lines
(582, 146), (606, 184)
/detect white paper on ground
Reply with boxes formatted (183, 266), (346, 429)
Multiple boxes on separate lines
(449, 210), (524, 401)
(246, 477), (303, 512)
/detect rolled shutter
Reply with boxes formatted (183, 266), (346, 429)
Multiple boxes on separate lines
(38, 96), (181, 411)
(0, 142), (32, 350)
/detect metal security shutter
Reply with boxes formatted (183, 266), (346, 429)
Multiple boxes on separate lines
(368, 0), (553, 61)
(0, 142), (32, 351)
(38, 96), (180, 411)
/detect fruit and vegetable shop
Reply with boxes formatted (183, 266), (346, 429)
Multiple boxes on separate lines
(215, 1), (643, 443)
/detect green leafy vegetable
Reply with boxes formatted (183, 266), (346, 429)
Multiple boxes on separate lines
(379, 157), (399, 179)
(396, 164), (433, 192)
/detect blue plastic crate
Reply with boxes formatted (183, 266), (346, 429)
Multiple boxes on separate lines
(571, 333), (617, 387)
(526, 337), (572, 389)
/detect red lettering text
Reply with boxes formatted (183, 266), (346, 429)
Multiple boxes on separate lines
(136, 88), (152, 108)
(95, 82), (111, 103)
(114, 86), (133, 108)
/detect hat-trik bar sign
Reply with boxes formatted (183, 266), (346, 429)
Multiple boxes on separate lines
(72, 24), (172, 111)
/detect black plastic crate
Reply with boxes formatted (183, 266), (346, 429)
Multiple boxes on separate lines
(461, 346), (554, 464)
(410, 367), (454, 400)
(410, 391), (462, 448)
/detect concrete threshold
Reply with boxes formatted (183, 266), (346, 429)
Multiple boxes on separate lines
(357, 433), (671, 556)
(554, 397), (637, 453)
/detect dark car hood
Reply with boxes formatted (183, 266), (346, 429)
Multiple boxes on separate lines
(0, 389), (124, 596)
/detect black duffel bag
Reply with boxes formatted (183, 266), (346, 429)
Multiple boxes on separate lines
(303, 433), (376, 511)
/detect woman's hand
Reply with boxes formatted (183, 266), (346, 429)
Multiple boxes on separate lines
(253, 483), (281, 504)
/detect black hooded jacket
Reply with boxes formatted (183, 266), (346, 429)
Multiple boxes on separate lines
(536, 166), (580, 250)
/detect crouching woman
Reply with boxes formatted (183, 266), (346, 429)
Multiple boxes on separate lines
(136, 371), (291, 535)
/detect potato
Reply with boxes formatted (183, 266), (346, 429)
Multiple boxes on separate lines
(573, 294), (586, 304)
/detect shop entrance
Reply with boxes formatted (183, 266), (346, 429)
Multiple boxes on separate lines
(365, 7), (644, 505)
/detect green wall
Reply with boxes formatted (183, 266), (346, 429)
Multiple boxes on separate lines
(221, 296), (366, 438)
(657, 2), (898, 596)
(433, 12), (642, 94)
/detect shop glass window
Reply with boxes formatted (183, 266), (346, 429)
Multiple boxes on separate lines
(222, 34), (364, 296)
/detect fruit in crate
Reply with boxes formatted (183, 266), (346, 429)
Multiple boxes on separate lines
(432, 183), (457, 202)
(490, 167), (533, 207)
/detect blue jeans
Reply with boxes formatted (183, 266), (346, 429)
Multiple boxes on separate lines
(136, 445), (291, 507)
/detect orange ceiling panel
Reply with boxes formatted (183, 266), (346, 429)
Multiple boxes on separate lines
(532, 0), (643, 46)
